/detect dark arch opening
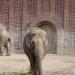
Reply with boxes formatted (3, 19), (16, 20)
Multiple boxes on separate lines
(36, 21), (57, 54)
(38, 21), (56, 30)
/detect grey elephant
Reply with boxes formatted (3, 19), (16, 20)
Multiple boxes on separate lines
(0, 25), (11, 56)
(23, 27), (48, 75)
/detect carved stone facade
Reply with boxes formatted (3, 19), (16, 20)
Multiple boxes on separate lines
(0, 0), (75, 55)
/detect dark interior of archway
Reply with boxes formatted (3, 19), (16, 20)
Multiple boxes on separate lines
(37, 21), (56, 32)
(37, 21), (57, 54)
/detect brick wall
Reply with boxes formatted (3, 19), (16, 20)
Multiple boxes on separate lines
(0, 0), (75, 55)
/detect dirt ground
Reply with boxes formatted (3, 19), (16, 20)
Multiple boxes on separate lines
(0, 54), (75, 75)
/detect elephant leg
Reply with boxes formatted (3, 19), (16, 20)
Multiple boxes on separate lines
(26, 46), (36, 75)
(30, 42), (38, 75)
(0, 44), (3, 56)
(4, 42), (10, 56)
(26, 52), (36, 75)
(29, 56), (38, 75)
(30, 55), (36, 75)
(32, 55), (42, 75)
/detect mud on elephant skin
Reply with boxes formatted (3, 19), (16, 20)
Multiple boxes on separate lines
(0, 25), (11, 56)
(23, 27), (48, 75)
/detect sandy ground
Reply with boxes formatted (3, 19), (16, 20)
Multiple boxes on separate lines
(0, 54), (75, 75)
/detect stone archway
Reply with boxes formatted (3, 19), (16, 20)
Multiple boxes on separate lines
(27, 15), (63, 54)
(37, 21), (57, 54)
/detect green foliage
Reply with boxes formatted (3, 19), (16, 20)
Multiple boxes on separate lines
(3, 70), (32, 75)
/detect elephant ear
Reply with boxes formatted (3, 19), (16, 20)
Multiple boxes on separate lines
(25, 36), (30, 48)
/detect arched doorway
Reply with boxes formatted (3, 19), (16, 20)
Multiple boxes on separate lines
(37, 21), (57, 54)
(27, 15), (63, 54)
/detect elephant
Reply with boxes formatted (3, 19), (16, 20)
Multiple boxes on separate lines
(23, 27), (48, 75)
(0, 25), (11, 56)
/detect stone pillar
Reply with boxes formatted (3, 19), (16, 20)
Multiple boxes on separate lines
(14, 0), (23, 53)
(50, 0), (55, 15)
(9, 0), (15, 53)
(57, 29), (64, 55)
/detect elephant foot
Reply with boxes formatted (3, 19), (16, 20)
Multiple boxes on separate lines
(5, 54), (10, 56)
